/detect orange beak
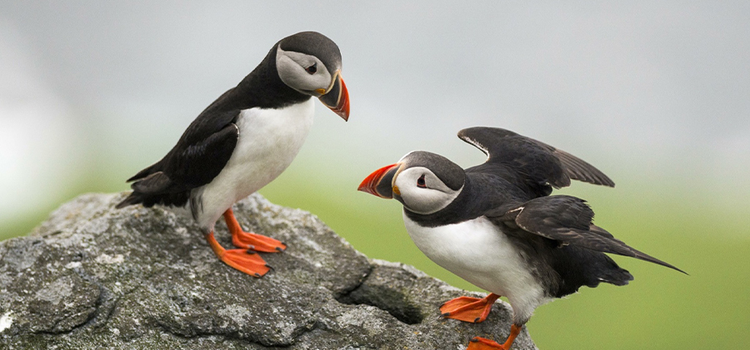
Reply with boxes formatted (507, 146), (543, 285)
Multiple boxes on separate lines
(358, 163), (400, 199)
(318, 72), (350, 121)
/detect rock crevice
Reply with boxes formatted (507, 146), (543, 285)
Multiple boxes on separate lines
(0, 193), (537, 349)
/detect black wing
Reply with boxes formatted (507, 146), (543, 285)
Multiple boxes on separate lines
(492, 195), (685, 274)
(117, 106), (240, 208)
(458, 127), (615, 188)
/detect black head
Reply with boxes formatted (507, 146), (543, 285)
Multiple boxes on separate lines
(278, 32), (342, 74)
(359, 151), (466, 215)
(275, 31), (349, 120)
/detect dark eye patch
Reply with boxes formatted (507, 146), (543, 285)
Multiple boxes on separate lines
(305, 62), (317, 74)
(417, 174), (426, 188)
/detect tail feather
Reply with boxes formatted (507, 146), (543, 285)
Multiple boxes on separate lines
(117, 172), (190, 209)
(126, 161), (162, 183)
(593, 255), (634, 286)
(131, 172), (172, 194)
(116, 191), (146, 209)
(116, 190), (190, 209)
(552, 245), (634, 298)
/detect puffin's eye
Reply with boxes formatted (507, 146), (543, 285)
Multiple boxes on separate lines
(417, 174), (426, 188)
(305, 63), (317, 74)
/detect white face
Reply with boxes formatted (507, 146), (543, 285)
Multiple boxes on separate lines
(393, 166), (463, 215)
(276, 46), (335, 96)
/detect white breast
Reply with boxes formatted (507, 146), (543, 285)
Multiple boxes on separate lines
(193, 99), (315, 229)
(403, 214), (550, 323)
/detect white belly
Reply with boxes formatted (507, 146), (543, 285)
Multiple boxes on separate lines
(194, 99), (314, 229)
(403, 213), (549, 322)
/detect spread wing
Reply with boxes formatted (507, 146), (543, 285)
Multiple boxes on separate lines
(458, 127), (615, 188)
(491, 195), (685, 274)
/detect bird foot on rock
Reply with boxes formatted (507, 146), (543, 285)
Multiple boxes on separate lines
(468, 337), (509, 350)
(440, 293), (500, 323)
(467, 324), (522, 350)
(224, 208), (286, 252)
(231, 230), (287, 252)
(205, 232), (270, 277)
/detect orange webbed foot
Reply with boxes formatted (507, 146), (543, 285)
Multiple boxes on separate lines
(467, 324), (522, 350)
(205, 232), (270, 277)
(231, 230), (287, 252)
(224, 209), (286, 252)
(468, 337), (507, 350)
(440, 293), (500, 323)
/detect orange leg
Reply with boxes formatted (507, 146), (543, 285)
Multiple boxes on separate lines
(223, 209), (287, 253)
(467, 324), (522, 350)
(205, 232), (270, 277)
(440, 293), (500, 323)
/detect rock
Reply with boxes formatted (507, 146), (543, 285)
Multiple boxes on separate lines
(0, 193), (537, 349)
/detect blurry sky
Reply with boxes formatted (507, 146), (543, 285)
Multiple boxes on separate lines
(1, 1), (749, 227)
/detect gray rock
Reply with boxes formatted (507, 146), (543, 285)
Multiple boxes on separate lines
(0, 193), (537, 350)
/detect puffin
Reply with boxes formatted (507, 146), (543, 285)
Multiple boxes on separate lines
(117, 31), (350, 278)
(358, 127), (684, 349)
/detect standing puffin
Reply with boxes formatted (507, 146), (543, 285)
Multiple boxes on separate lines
(117, 31), (349, 278)
(358, 127), (684, 349)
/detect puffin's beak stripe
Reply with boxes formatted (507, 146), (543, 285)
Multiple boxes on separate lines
(358, 163), (399, 198)
(318, 70), (350, 121)
(324, 71), (341, 94)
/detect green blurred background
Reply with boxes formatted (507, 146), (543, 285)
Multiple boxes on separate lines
(2, 1), (749, 349)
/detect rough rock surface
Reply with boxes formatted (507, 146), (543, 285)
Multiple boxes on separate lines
(0, 193), (537, 349)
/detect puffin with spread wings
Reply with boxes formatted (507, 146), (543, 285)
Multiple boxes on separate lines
(358, 127), (684, 349)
